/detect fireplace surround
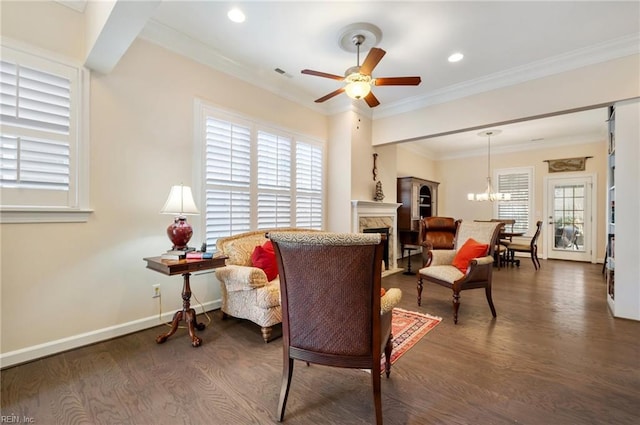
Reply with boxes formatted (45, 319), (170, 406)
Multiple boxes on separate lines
(351, 200), (403, 275)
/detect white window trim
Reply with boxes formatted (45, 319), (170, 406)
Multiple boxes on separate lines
(0, 38), (92, 223)
(193, 99), (326, 244)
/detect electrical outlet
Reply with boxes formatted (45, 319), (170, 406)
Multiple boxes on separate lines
(152, 284), (161, 298)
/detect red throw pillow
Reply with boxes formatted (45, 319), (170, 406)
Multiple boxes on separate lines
(381, 287), (386, 297)
(452, 238), (489, 273)
(251, 240), (278, 281)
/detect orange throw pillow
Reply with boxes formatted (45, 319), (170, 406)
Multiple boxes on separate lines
(251, 240), (278, 281)
(381, 287), (386, 297)
(452, 238), (489, 273)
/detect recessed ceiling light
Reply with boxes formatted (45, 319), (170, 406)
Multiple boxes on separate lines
(448, 52), (464, 63)
(227, 8), (245, 23)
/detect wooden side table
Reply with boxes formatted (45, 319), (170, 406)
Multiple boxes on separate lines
(143, 255), (227, 347)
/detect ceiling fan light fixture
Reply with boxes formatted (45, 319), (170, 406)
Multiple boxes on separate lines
(344, 72), (372, 99)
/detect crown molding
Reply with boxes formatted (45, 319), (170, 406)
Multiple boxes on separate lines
(418, 132), (605, 161)
(373, 33), (640, 120)
(139, 20), (639, 121)
(54, 0), (87, 13)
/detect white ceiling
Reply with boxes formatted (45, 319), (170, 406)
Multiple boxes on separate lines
(75, 1), (640, 155)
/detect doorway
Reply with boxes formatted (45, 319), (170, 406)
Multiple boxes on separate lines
(544, 174), (596, 262)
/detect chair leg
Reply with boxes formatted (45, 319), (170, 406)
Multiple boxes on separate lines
(277, 358), (294, 422)
(452, 290), (461, 324)
(261, 326), (273, 343)
(417, 276), (423, 306)
(485, 285), (497, 318)
(533, 247), (540, 270)
(372, 360), (383, 425)
(384, 334), (393, 378)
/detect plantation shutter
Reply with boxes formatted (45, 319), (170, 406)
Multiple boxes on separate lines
(257, 131), (291, 229)
(204, 117), (252, 247)
(296, 141), (323, 229)
(199, 104), (325, 248)
(0, 59), (71, 191)
(496, 169), (531, 233)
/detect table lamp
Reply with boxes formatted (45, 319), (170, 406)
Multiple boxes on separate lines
(160, 184), (200, 250)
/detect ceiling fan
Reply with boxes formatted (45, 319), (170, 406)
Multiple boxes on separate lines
(301, 34), (421, 108)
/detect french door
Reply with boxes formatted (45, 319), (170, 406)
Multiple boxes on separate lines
(544, 174), (596, 262)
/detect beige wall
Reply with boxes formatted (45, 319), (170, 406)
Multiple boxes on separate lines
(0, 2), (326, 361)
(1, 0), (635, 364)
(373, 54), (640, 145)
(433, 140), (607, 259)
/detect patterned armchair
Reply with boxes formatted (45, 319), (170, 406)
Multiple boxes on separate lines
(216, 228), (318, 342)
(417, 220), (502, 324)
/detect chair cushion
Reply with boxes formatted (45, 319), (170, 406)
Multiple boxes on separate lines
(452, 238), (489, 272)
(251, 240), (278, 281)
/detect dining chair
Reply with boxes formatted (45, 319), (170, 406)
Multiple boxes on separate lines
(507, 221), (543, 270)
(490, 218), (516, 268)
(269, 231), (402, 425)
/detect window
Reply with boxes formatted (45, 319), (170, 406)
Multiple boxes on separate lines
(0, 43), (89, 223)
(495, 167), (533, 234)
(198, 103), (324, 248)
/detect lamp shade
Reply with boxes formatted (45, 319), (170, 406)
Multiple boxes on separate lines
(345, 80), (371, 99)
(161, 185), (200, 216)
(160, 184), (199, 251)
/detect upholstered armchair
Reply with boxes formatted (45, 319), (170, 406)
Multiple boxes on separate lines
(417, 220), (502, 324)
(216, 228), (318, 342)
(269, 231), (402, 425)
(418, 216), (459, 264)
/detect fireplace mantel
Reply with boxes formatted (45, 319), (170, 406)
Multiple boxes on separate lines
(351, 200), (402, 274)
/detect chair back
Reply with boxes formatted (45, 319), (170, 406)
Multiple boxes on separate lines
(270, 232), (384, 366)
(530, 221), (543, 248)
(455, 221), (502, 255)
(419, 216), (459, 249)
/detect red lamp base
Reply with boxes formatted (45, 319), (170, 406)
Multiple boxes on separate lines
(167, 217), (193, 250)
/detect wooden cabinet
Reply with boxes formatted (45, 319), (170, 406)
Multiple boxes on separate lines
(397, 177), (439, 233)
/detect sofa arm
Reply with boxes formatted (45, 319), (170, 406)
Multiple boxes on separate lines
(216, 265), (269, 292)
(381, 288), (402, 315)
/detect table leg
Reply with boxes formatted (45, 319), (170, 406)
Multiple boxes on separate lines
(155, 272), (204, 347)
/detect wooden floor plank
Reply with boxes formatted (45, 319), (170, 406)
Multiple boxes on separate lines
(1, 259), (639, 424)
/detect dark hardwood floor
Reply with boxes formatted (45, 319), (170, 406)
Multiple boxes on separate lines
(2, 258), (639, 424)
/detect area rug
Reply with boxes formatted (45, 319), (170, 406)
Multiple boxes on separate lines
(380, 307), (442, 374)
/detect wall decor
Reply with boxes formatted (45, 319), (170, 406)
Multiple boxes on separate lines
(544, 156), (592, 173)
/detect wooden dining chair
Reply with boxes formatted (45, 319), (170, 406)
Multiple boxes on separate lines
(489, 219), (515, 268)
(508, 221), (543, 270)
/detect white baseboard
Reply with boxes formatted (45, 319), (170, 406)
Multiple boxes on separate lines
(0, 300), (221, 369)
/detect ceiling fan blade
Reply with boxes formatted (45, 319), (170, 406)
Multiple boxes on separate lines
(301, 69), (345, 81)
(374, 76), (422, 86)
(360, 48), (386, 75)
(315, 87), (345, 103)
(364, 91), (380, 108)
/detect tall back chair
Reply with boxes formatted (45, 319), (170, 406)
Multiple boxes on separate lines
(417, 220), (502, 324)
(270, 232), (402, 425)
(490, 218), (516, 268)
(418, 216), (459, 264)
(508, 221), (543, 270)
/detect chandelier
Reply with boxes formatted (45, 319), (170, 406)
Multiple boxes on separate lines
(467, 130), (511, 202)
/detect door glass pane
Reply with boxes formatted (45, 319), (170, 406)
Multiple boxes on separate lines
(553, 184), (585, 251)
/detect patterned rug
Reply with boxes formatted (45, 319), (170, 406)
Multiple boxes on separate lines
(380, 307), (442, 373)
